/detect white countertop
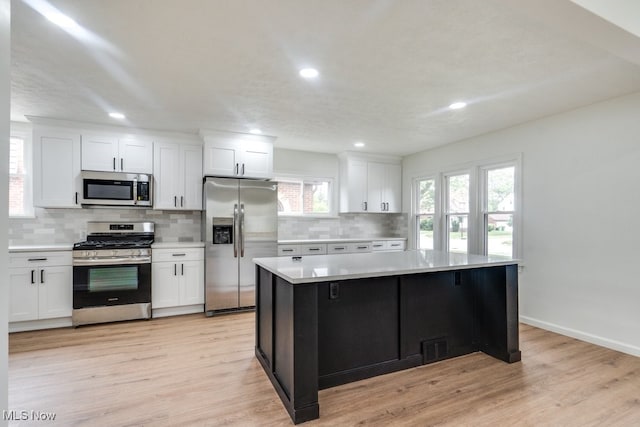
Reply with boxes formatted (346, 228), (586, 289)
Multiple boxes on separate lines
(254, 249), (519, 284)
(151, 242), (205, 249)
(9, 244), (74, 253)
(278, 237), (406, 245)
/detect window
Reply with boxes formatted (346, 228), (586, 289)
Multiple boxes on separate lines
(277, 177), (333, 216)
(416, 177), (436, 249)
(483, 165), (516, 257)
(411, 155), (520, 257)
(445, 173), (470, 254)
(9, 129), (33, 217)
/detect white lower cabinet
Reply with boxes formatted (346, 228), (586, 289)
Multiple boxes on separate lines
(9, 251), (73, 327)
(152, 247), (204, 317)
(279, 240), (406, 257)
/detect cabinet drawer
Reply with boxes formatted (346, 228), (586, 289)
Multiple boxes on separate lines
(348, 243), (371, 253)
(327, 243), (349, 254)
(9, 251), (72, 269)
(300, 244), (327, 255)
(278, 245), (301, 256)
(152, 248), (204, 263)
(386, 240), (406, 251)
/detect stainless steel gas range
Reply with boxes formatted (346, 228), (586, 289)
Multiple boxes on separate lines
(72, 222), (154, 327)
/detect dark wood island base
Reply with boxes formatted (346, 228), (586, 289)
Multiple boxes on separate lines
(255, 262), (521, 424)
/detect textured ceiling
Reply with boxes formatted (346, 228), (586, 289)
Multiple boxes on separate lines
(10, 0), (640, 156)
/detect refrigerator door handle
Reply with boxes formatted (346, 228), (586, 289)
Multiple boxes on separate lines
(233, 204), (239, 258)
(240, 204), (245, 257)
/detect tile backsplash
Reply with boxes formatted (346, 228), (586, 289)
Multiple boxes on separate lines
(278, 213), (408, 240)
(9, 209), (408, 246)
(9, 207), (202, 245)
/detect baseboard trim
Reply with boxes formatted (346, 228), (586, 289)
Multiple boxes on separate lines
(519, 316), (640, 358)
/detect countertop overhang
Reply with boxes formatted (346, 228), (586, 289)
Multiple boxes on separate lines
(254, 249), (519, 284)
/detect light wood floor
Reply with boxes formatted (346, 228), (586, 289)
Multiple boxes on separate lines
(9, 313), (640, 426)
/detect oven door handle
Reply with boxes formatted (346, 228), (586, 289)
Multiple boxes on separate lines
(73, 257), (151, 266)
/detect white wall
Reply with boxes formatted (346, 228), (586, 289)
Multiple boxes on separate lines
(403, 91), (640, 357)
(1, 0), (10, 422)
(274, 148), (339, 178)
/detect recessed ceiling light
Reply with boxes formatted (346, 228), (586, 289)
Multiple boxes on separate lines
(354, 142), (365, 148)
(299, 68), (319, 78)
(449, 102), (467, 110)
(109, 112), (126, 120)
(249, 129), (262, 135)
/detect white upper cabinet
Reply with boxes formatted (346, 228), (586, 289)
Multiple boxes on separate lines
(33, 127), (82, 208)
(154, 140), (203, 210)
(201, 130), (274, 179)
(339, 153), (402, 213)
(82, 133), (153, 173)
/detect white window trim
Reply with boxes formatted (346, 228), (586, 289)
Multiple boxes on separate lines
(478, 158), (522, 258)
(410, 153), (522, 257)
(275, 174), (337, 218)
(9, 122), (34, 218)
(413, 175), (440, 250)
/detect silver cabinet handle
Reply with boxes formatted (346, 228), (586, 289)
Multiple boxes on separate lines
(31, 270), (35, 284)
(381, 203), (385, 211)
(174, 196), (177, 207)
(334, 247), (345, 251)
(174, 264), (177, 276)
(172, 253), (186, 257)
(181, 264), (184, 276)
(120, 158), (124, 171)
(235, 163), (239, 175)
(75, 192), (78, 205)
(113, 157), (116, 170)
(357, 246), (368, 250)
(181, 196), (184, 207)
(363, 201), (367, 211)
(40, 269), (45, 284)
(28, 258), (47, 262)
(309, 248), (320, 251)
(241, 163), (245, 176)
(282, 249), (294, 252)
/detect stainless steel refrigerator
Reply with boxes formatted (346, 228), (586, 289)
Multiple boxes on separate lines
(203, 177), (277, 314)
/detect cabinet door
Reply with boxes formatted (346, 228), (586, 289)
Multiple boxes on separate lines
(203, 140), (238, 177)
(81, 133), (120, 172)
(342, 158), (368, 212)
(9, 268), (39, 322)
(238, 141), (273, 179)
(152, 262), (180, 308)
(181, 144), (203, 210)
(383, 163), (402, 213)
(367, 162), (386, 213)
(180, 260), (204, 305)
(153, 142), (181, 209)
(38, 266), (72, 320)
(119, 137), (153, 173)
(33, 128), (81, 208)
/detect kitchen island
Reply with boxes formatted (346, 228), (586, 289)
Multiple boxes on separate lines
(253, 250), (521, 424)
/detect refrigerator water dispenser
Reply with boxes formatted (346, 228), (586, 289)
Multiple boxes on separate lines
(212, 217), (233, 244)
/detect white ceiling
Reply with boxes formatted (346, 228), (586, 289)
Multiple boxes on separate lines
(10, 0), (640, 156)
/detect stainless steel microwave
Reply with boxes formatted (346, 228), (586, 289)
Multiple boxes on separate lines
(80, 171), (152, 207)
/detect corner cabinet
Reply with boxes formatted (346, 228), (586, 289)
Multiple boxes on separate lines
(33, 127), (82, 208)
(153, 141), (203, 210)
(82, 133), (153, 173)
(151, 246), (204, 317)
(9, 250), (73, 331)
(338, 153), (402, 213)
(201, 130), (274, 179)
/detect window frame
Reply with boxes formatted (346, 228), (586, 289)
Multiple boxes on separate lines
(275, 174), (336, 218)
(9, 122), (34, 218)
(414, 175), (440, 250)
(479, 160), (521, 258)
(411, 154), (521, 257)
